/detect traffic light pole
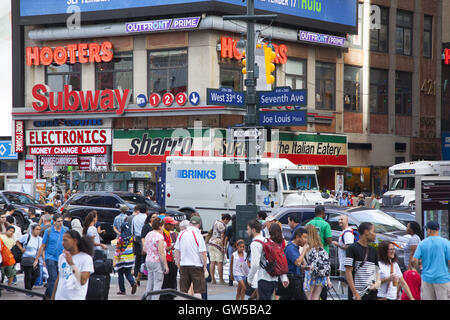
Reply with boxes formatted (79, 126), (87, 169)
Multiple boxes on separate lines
(223, 1), (276, 206)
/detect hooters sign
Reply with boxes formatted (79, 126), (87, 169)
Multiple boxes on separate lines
(220, 36), (287, 65)
(26, 42), (113, 66)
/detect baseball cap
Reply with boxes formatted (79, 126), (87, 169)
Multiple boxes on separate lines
(190, 216), (202, 225)
(164, 216), (178, 225)
(425, 220), (440, 231)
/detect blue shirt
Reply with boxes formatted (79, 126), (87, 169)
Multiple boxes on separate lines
(42, 226), (68, 262)
(285, 241), (302, 275)
(413, 235), (450, 284)
(339, 198), (350, 207)
(113, 213), (127, 230)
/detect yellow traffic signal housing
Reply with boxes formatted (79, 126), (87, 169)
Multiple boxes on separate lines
(241, 50), (247, 74)
(263, 45), (276, 84)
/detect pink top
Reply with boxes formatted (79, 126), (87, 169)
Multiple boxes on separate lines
(144, 230), (166, 263)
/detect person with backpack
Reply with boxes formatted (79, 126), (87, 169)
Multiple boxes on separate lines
(332, 215), (356, 287)
(51, 230), (94, 300)
(35, 213), (68, 299)
(114, 216), (137, 296)
(345, 222), (381, 300)
(304, 224), (331, 300)
(246, 219), (289, 300)
(113, 205), (129, 238)
(83, 211), (107, 254)
(207, 213), (231, 285)
(16, 224), (42, 295)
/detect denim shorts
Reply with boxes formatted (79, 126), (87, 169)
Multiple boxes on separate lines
(234, 275), (247, 282)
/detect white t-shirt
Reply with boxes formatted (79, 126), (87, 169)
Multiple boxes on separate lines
(55, 252), (94, 300)
(174, 226), (207, 267)
(378, 261), (402, 300)
(87, 226), (101, 247)
(20, 234), (43, 262)
(338, 227), (355, 271)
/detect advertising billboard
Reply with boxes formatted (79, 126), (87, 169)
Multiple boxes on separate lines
(19, 0), (357, 33)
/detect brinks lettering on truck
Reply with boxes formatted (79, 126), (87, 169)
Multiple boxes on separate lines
(176, 170), (217, 180)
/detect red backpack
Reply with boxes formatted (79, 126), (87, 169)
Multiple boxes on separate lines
(253, 239), (288, 277)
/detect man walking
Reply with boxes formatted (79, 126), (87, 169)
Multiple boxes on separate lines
(412, 221), (450, 300)
(370, 194), (380, 209)
(131, 204), (147, 279)
(35, 213), (68, 299)
(345, 222), (380, 300)
(287, 213), (302, 237)
(174, 216), (208, 299)
(279, 227), (309, 300)
(113, 205), (129, 238)
(247, 219), (288, 300)
(160, 216), (179, 300)
(332, 215), (355, 287)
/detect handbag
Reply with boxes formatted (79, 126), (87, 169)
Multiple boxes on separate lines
(20, 236), (40, 269)
(0, 238), (16, 266)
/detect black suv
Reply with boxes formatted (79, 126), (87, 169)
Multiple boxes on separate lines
(62, 191), (186, 243)
(0, 191), (47, 233)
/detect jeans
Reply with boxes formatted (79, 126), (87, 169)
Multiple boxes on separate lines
(146, 260), (164, 300)
(160, 261), (178, 300)
(279, 275), (307, 300)
(133, 238), (142, 277)
(117, 267), (135, 293)
(23, 265), (40, 291)
(44, 259), (58, 298)
(258, 279), (278, 300)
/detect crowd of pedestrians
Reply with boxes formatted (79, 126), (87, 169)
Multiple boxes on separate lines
(0, 196), (449, 301)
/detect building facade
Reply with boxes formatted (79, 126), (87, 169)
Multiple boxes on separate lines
(12, 0), (442, 196)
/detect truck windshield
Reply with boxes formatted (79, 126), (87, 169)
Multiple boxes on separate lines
(390, 177), (415, 191)
(285, 174), (318, 191)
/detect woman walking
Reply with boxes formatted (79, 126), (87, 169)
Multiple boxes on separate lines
(143, 217), (169, 300)
(16, 224), (42, 295)
(377, 241), (415, 300)
(304, 224), (330, 300)
(83, 211), (107, 253)
(51, 230), (94, 300)
(229, 239), (249, 300)
(404, 221), (423, 270)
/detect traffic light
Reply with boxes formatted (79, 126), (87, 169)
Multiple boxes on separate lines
(241, 50), (246, 74)
(263, 44), (276, 84)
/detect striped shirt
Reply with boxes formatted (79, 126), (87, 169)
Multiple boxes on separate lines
(344, 242), (378, 296)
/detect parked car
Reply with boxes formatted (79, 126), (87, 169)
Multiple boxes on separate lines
(380, 206), (416, 227)
(273, 205), (410, 272)
(0, 191), (47, 233)
(62, 191), (186, 243)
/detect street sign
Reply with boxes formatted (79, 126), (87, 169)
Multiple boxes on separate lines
(232, 127), (264, 140)
(189, 92), (200, 105)
(259, 110), (307, 127)
(0, 141), (18, 160)
(256, 87), (307, 108)
(207, 88), (245, 107)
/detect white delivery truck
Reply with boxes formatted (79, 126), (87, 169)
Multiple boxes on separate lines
(164, 156), (337, 229)
(382, 161), (450, 209)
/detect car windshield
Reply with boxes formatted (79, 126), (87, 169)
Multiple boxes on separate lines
(350, 210), (407, 233)
(120, 195), (160, 209)
(285, 174), (318, 191)
(4, 192), (40, 205)
(390, 177), (415, 191)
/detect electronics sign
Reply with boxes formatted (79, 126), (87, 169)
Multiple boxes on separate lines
(19, 0), (357, 33)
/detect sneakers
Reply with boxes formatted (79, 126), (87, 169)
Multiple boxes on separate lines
(131, 283), (137, 295)
(117, 291), (126, 295)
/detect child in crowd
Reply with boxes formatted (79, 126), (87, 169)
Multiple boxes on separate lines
(230, 240), (249, 300)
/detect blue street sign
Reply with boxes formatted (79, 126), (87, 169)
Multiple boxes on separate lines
(189, 92), (201, 105)
(207, 88), (245, 107)
(257, 87), (307, 107)
(258, 110), (307, 127)
(0, 141), (18, 160)
(136, 94), (147, 107)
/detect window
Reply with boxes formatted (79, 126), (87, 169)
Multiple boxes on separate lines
(96, 52), (133, 94)
(285, 59), (306, 90)
(396, 11), (413, 56)
(370, 68), (388, 113)
(344, 66), (362, 112)
(46, 63), (81, 92)
(85, 196), (104, 207)
(370, 6), (389, 52)
(424, 15), (432, 58)
(148, 49), (188, 96)
(220, 64), (243, 91)
(315, 62), (336, 110)
(395, 71), (412, 115)
(103, 196), (121, 208)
